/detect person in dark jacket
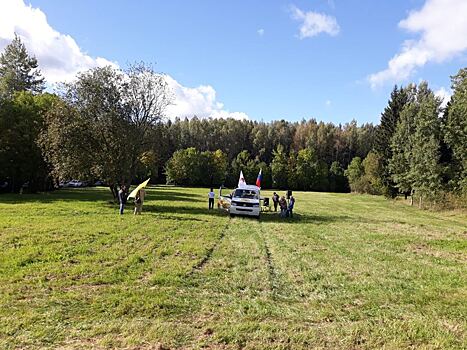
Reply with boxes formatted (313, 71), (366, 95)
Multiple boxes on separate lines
(118, 185), (127, 215)
(272, 192), (279, 212)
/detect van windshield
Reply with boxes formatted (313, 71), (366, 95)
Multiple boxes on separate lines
(233, 189), (259, 199)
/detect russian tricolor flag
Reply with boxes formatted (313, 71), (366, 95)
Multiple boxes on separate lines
(256, 169), (262, 188)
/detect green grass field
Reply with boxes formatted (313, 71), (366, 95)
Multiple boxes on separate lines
(0, 187), (466, 349)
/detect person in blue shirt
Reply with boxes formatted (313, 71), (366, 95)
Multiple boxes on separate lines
(288, 195), (295, 218)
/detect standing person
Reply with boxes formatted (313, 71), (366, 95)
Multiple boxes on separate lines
(134, 189), (144, 215)
(288, 195), (295, 218)
(118, 185), (127, 215)
(279, 196), (287, 218)
(272, 192), (279, 212)
(208, 188), (215, 210)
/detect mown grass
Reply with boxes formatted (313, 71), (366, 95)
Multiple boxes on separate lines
(0, 187), (465, 349)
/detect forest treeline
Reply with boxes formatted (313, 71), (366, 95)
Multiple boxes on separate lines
(1, 36), (466, 208)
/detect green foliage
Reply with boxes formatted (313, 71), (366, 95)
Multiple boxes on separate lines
(345, 154), (383, 195)
(0, 92), (56, 192)
(329, 161), (347, 192)
(345, 157), (364, 188)
(165, 148), (227, 186)
(389, 82), (443, 206)
(0, 34), (44, 98)
(295, 148), (317, 190)
(375, 86), (409, 197)
(362, 151), (384, 194)
(443, 68), (467, 194)
(40, 64), (172, 188)
(271, 145), (288, 189)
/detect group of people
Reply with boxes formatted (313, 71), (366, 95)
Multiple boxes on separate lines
(118, 185), (145, 215)
(272, 192), (295, 218)
(118, 184), (294, 218)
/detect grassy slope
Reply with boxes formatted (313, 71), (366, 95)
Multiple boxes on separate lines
(0, 187), (465, 349)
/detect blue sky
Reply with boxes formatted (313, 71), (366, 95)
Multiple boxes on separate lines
(1, 0), (466, 123)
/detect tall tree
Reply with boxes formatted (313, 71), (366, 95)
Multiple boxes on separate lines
(443, 68), (467, 194)
(409, 83), (443, 207)
(389, 83), (443, 206)
(375, 86), (409, 197)
(41, 65), (172, 197)
(389, 85), (418, 202)
(0, 35), (45, 98)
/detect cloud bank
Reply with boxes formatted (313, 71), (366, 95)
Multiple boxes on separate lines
(0, 0), (117, 82)
(0, 0), (248, 120)
(165, 76), (249, 120)
(369, 0), (467, 88)
(290, 5), (340, 39)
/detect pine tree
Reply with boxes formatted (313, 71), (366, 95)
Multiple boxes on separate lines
(0, 34), (45, 98)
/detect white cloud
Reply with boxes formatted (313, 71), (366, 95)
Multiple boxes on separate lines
(369, 0), (467, 88)
(290, 5), (340, 39)
(325, 99), (331, 106)
(0, 0), (248, 120)
(0, 0), (117, 83)
(257, 28), (265, 36)
(164, 75), (249, 120)
(434, 87), (452, 108)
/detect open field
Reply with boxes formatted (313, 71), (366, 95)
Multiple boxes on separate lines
(0, 187), (466, 349)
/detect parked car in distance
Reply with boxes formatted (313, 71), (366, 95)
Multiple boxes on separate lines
(67, 180), (84, 188)
(94, 180), (105, 186)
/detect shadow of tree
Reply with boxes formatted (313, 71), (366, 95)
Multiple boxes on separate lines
(0, 188), (113, 203)
(0, 187), (204, 204)
(258, 212), (353, 224)
(150, 191), (203, 203)
(142, 204), (227, 218)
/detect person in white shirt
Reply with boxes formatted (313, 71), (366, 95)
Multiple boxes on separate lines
(208, 188), (215, 210)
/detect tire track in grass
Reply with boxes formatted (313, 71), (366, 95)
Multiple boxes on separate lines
(188, 221), (230, 275)
(257, 220), (279, 300)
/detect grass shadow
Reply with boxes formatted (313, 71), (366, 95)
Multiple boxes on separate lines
(0, 188), (113, 204)
(0, 187), (204, 204)
(259, 211), (352, 224)
(142, 204), (227, 218)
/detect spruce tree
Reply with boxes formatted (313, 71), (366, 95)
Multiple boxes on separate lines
(375, 85), (409, 197)
(0, 34), (45, 98)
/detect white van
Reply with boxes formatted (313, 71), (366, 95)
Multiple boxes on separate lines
(220, 185), (260, 218)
